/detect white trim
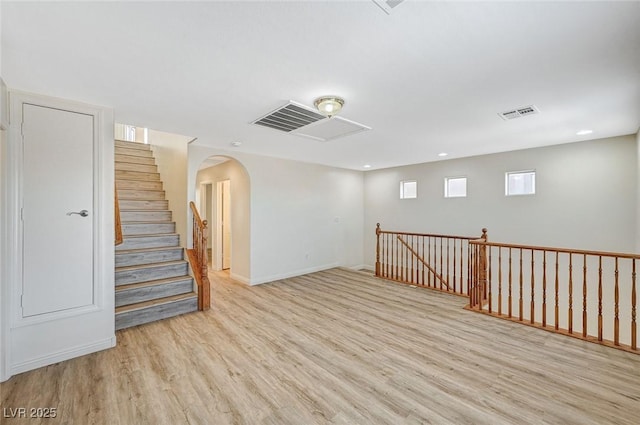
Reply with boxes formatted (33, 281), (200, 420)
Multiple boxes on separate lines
(4, 90), (114, 379)
(348, 264), (374, 272)
(248, 262), (340, 286)
(10, 336), (115, 377)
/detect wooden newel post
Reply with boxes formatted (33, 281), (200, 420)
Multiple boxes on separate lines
(375, 223), (381, 277)
(201, 220), (211, 311)
(479, 228), (488, 304)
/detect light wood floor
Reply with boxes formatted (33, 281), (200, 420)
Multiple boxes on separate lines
(2, 268), (640, 424)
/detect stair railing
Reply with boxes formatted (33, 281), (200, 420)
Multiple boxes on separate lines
(375, 223), (486, 296)
(115, 184), (123, 246)
(469, 239), (639, 353)
(189, 201), (211, 311)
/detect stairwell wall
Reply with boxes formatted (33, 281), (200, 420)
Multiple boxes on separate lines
(148, 129), (193, 249)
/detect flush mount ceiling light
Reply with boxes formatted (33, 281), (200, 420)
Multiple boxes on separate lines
(576, 129), (593, 136)
(438, 152), (448, 157)
(314, 96), (345, 117)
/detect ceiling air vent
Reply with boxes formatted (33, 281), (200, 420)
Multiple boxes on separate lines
(292, 116), (371, 142)
(499, 105), (539, 121)
(253, 101), (326, 133)
(372, 0), (406, 14)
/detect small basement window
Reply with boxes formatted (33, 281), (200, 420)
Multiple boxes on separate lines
(444, 177), (467, 198)
(506, 170), (536, 196)
(400, 180), (417, 199)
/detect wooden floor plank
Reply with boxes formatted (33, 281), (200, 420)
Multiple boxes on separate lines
(2, 268), (640, 424)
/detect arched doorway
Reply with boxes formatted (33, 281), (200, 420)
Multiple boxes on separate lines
(195, 155), (250, 282)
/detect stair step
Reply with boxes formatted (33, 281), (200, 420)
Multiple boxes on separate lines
(119, 199), (168, 210)
(120, 210), (172, 222)
(115, 146), (153, 158)
(115, 293), (198, 330)
(116, 260), (189, 286)
(115, 140), (151, 150)
(122, 221), (175, 236)
(116, 246), (185, 267)
(118, 189), (166, 200)
(116, 180), (163, 191)
(116, 234), (180, 250)
(116, 170), (160, 181)
(115, 154), (156, 165)
(115, 276), (194, 307)
(115, 162), (158, 173)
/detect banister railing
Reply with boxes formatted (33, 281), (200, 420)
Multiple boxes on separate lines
(115, 184), (123, 246)
(469, 240), (639, 353)
(189, 201), (211, 311)
(375, 223), (487, 296)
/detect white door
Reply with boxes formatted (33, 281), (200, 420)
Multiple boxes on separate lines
(22, 104), (94, 317)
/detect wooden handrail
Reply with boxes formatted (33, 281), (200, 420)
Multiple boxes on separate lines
(375, 223), (485, 296)
(397, 235), (449, 288)
(115, 183), (123, 246)
(470, 240), (640, 260)
(468, 238), (639, 354)
(189, 201), (211, 311)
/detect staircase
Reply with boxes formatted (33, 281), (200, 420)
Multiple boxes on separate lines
(115, 140), (198, 330)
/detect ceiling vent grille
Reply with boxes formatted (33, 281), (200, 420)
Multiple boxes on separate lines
(372, 0), (406, 14)
(292, 116), (371, 142)
(253, 101), (326, 132)
(499, 105), (539, 121)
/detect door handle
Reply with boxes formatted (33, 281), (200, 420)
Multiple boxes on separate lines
(67, 210), (89, 217)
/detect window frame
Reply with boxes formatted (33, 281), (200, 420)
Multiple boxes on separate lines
(444, 176), (468, 198)
(399, 180), (417, 199)
(505, 170), (536, 196)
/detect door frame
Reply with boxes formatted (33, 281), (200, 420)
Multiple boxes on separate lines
(215, 179), (231, 271)
(199, 181), (214, 269)
(1, 90), (114, 381)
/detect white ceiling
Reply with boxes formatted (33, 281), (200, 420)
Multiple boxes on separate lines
(2, 1), (639, 170)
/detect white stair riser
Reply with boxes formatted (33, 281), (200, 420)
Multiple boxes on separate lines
(119, 200), (168, 210)
(116, 170), (160, 181)
(118, 189), (165, 200)
(120, 210), (172, 222)
(116, 248), (184, 267)
(122, 222), (175, 235)
(116, 278), (193, 307)
(116, 235), (180, 250)
(115, 154), (156, 165)
(115, 296), (198, 330)
(116, 180), (163, 190)
(115, 162), (158, 173)
(116, 262), (189, 285)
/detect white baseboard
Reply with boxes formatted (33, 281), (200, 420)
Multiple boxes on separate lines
(229, 272), (250, 285)
(249, 262), (340, 286)
(10, 336), (116, 377)
(348, 264), (374, 272)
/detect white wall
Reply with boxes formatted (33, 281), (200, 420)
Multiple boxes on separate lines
(637, 129), (640, 252)
(196, 159), (251, 281)
(364, 135), (637, 268)
(2, 92), (114, 382)
(148, 129), (192, 248)
(189, 146), (365, 285)
(0, 127), (7, 381)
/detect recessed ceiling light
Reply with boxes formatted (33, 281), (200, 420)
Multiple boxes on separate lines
(230, 141), (242, 147)
(363, 164), (371, 169)
(438, 152), (448, 157)
(576, 129), (593, 136)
